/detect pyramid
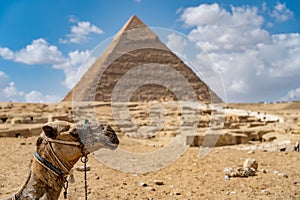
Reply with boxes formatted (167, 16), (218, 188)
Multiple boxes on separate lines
(63, 15), (221, 103)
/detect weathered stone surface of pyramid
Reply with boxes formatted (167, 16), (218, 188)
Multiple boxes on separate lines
(63, 15), (221, 103)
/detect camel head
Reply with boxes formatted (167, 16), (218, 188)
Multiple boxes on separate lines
(77, 120), (120, 153)
(36, 120), (119, 169)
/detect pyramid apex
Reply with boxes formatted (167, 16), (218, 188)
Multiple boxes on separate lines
(112, 15), (158, 42)
(130, 15), (139, 20)
(120, 15), (148, 32)
(129, 15), (143, 22)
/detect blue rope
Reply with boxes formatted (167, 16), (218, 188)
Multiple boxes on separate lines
(34, 151), (63, 177)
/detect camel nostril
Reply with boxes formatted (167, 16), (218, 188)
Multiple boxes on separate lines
(113, 137), (120, 145)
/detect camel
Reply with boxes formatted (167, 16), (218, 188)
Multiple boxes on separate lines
(3, 120), (119, 200)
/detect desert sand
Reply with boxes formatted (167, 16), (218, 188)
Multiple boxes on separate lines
(0, 101), (300, 199)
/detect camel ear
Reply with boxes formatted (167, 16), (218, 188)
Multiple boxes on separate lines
(42, 125), (58, 138)
(36, 137), (43, 146)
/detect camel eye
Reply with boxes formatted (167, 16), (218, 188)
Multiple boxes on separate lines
(63, 125), (71, 132)
(70, 129), (79, 137)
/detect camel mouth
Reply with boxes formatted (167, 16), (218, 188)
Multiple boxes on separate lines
(102, 137), (119, 150)
(105, 142), (118, 150)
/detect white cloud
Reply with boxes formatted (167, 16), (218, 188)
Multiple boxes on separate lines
(181, 3), (264, 28)
(180, 3), (300, 102)
(14, 38), (64, 64)
(0, 38), (64, 65)
(0, 37), (95, 102)
(0, 72), (17, 101)
(270, 2), (294, 22)
(182, 4), (268, 52)
(2, 82), (24, 101)
(0, 71), (8, 85)
(68, 15), (78, 23)
(53, 50), (95, 89)
(166, 33), (187, 57)
(0, 40), (66, 102)
(0, 47), (14, 60)
(60, 21), (103, 44)
(24, 90), (61, 103)
(258, 33), (300, 77)
(0, 80), (61, 103)
(280, 87), (300, 102)
(176, 7), (183, 15)
(230, 80), (248, 93)
(0, 49), (91, 101)
(181, 3), (224, 27)
(262, 2), (267, 12)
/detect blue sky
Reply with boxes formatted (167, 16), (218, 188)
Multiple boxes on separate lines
(0, 0), (299, 103)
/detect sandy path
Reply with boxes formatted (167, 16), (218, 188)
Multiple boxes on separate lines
(1, 136), (299, 200)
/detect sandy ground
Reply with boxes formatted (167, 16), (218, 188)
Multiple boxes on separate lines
(0, 135), (299, 200)
(1, 101), (300, 199)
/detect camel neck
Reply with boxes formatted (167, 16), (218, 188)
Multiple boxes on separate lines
(34, 151), (64, 177)
(39, 142), (79, 175)
(11, 150), (80, 200)
(13, 160), (65, 199)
